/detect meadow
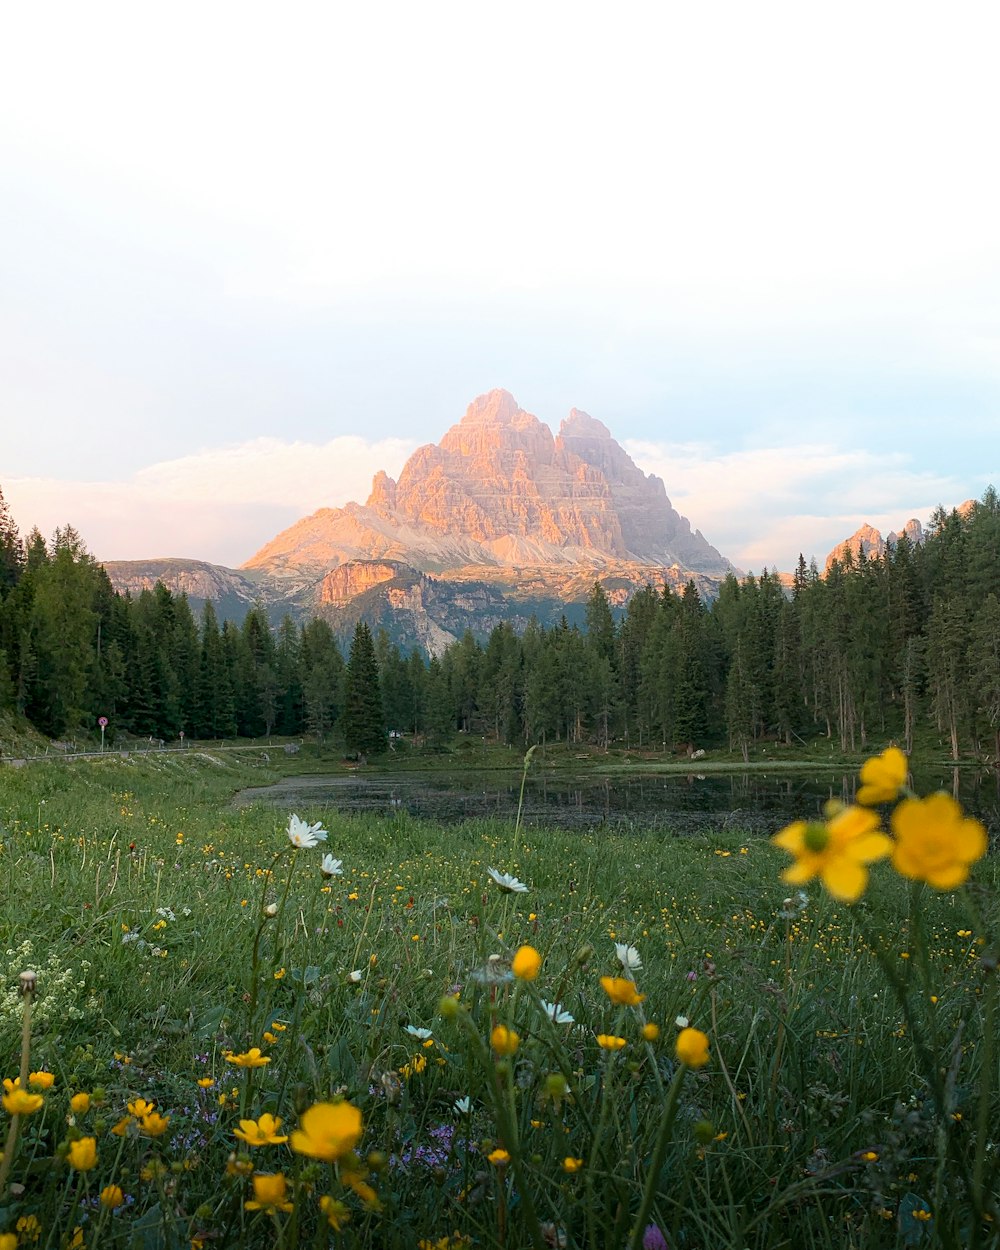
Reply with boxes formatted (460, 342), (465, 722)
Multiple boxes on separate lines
(0, 746), (996, 1249)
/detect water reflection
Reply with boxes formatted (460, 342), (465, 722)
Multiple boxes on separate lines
(236, 766), (1000, 838)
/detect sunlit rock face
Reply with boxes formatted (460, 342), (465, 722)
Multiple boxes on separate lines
(825, 518), (926, 571)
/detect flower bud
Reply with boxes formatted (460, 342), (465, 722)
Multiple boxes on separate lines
(264, 903), (279, 919)
(19, 970), (37, 996)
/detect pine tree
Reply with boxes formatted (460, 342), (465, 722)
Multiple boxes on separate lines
(342, 622), (387, 756)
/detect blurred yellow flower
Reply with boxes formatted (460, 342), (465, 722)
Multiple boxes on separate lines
(67, 1137), (98, 1170)
(596, 1034), (627, 1050)
(0, 1233), (16, 1250)
(487, 1148), (510, 1165)
(196, 1078), (214, 1089)
(245, 1172), (293, 1213)
(856, 747), (908, 805)
(140, 1112), (170, 1138)
(28, 1071), (55, 1090)
(511, 945), (542, 981)
(100, 1184), (124, 1208)
(235, 1113), (288, 1147)
(562, 1156), (584, 1172)
(676, 1027), (711, 1069)
(491, 1025), (520, 1057)
(227, 1048), (270, 1068)
(320, 1195), (351, 1231)
(127, 1098), (156, 1118)
(641, 1023), (661, 1042)
(290, 1101), (363, 1162)
(70, 1092), (91, 1114)
(772, 805), (891, 902)
(3, 1089), (43, 1115)
(600, 976), (645, 1006)
(891, 793), (988, 889)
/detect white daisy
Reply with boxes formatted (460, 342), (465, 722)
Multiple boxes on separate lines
(320, 853), (343, 878)
(347, 969), (363, 983)
(614, 942), (642, 971)
(405, 1025), (433, 1040)
(453, 1096), (472, 1116)
(286, 814), (328, 849)
(487, 867), (528, 893)
(540, 1000), (575, 1025)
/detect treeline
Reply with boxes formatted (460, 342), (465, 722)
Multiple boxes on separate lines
(2, 488), (1000, 760)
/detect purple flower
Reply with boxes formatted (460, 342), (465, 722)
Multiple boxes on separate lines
(643, 1225), (668, 1250)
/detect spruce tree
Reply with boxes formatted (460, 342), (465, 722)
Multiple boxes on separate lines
(343, 621), (387, 756)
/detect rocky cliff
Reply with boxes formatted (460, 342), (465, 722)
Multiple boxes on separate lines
(824, 518), (925, 571)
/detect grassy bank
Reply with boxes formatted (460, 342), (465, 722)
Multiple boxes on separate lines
(0, 751), (996, 1248)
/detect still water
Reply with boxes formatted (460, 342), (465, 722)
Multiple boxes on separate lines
(236, 766), (1000, 838)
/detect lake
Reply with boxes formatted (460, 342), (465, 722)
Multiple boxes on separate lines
(235, 764), (1000, 838)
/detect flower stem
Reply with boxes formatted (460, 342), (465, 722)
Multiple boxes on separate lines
(627, 1062), (687, 1250)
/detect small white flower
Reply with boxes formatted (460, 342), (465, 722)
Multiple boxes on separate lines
(347, 969), (363, 983)
(405, 1025), (433, 1040)
(614, 942), (642, 971)
(540, 1000), (575, 1025)
(155, 907), (176, 921)
(286, 814), (328, 849)
(487, 867), (528, 894)
(675, 1015), (690, 1030)
(264, 903), (279, 918)
(453, 1096), (472, 1116)
(320, 854), (343, 879)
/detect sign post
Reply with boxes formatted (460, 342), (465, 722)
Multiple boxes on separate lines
(98, 716), (108, 752)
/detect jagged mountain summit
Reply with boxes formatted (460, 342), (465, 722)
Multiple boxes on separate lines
(244, 389), (731, 579)
(824, 518), (926, 571)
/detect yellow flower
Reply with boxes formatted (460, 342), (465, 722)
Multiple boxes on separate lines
(3, 1088), (44, 1115)
(0, 1235), (16, 1250)
(599, 976), (645, 1006)
(227, 1048), (271, 1068)
(234, 1114), (289, 1146)
(343, 1168), (380, 1207)
(289, 1101), (363, 1163)
(490, 1025), (520, 1057)
(100, 1183), (125, 1208)
(127, 1098), (156, 1118)
(856, 746), (908, 805)
(891, 793), (988, 889)
(245, 1172), (293, 1213)
(511, 945), (542, 981)
(596, 1034), (627, 1050)
(17, 1215), (41, 1242)
(226, 1152), (254, 1177)
(676, 1027), (711, 1069)
(139, 1111), (170, 1137)
(772, 805), (891, 902)
(67, 1136), (98, 1170)
(320, 1195), (351, 1231)
(641, 1023), (660, 1042)
(28, 1071), (55, 1090)
(487, 1148), (510, 1165)
(70, 1092), (91, 1114)
(196, 1078), (214, 1089)
(562, 1156), (584, 1172)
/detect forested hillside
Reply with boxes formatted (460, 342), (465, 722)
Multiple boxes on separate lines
(2, 486), (999, 761)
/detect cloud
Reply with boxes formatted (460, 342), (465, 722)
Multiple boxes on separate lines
(625, 439), (972, 573)
(5, 435), (417, 566)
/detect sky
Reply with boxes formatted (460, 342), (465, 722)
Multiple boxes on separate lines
(2, 2), (999, 575)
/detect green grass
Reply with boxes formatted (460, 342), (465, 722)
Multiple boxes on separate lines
(0, 750), (995, 1248)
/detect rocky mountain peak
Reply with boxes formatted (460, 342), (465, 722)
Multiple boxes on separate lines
(559, 409), (613, 440)
(458, 388), (521, 426)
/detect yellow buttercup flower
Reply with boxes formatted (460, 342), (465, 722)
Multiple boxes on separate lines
(70, 1092), (91, 1114)
(245, 1172), (293, 1213)
(596, 1034), (627, 1050)
(127, 1098), (156, 1118)
(67, 1136), (98, 1170)
(0, 1233), (16, 1250)
(676, 1027), (711, 1069)
(511, 945), (542, 981)
(772, 805), (891, 902)
(28, 1071), (55, 1090)
(487, 1148), (510, 1165)
(227, 1048), (271, 1068)
(3, 1089), (44, 1115)
(100, 1184), (125, 1209)
(140, 1111), (170, 1137)
(490, 1025), (520, 1057)
(320, 1195), (351, 1231)
(289, 1101), (363, 1163)
(599, 976), (645, 1007)
(562, 1156), (584, 1172)
(891, 793), (988, 889)
(641, 1022), (660, 1042)
(234, 1113), (289, 1147)
(856, 747), (908, 805)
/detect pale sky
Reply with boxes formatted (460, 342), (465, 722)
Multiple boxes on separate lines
(3, 1), (999, 574)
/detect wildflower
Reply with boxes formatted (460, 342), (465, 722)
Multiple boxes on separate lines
(614, 942), (642, 971)
(140, 1159), (168, 1181)
(641, 1022), (661, 1042)
(70, 1092), (91, 1114)
(891, 793), (988, 889)
(772, 805), (891, 902)
(100, 1184), (125, 1208)
(3, 1088), (44, 1115)
(487, 867), (528, 893)
(0, 1237), (15, 1250)
(273, 968), (286, 980)
(245, 1172), (293, 1213)
(264, 903), (279, 918)
(596, 1034), (627, 1050)
(512, 945), (542, 980)
(16, 1216), (41, 1243)
(540, 1000), (575, 1025)
(676, 1027), (711, 1069)
(321, 854), (343, 878)
(67, 1136), (98, 1170)
(491, 1025), (520, 1056)
(562, 1156), (584, 1172)
(347, 969), (363, 983)
(128, 1098), (156, 1118)
(913, 1209), (932, 1222)
(487, 1148), (510, 1165)
(675, 1015), (690, 1029)
(856, 746), (908, 805)
(643, 1226), (669, 1250)
(405, 1025), (433, 1040)
(320, 1195), (351, 1231)
(286, 814), (328, 849)
(343, 1167), (380, 1207)
(235, 1113), (288, 1146)
(140, 1112), (170, 1137)
(290, 1101), (363, 1162)
(600, 976), (645, 1006)
(226, 1048), (270, 1068)
(226, 1152), (254, 1177)
(453, 1096), (472, 1115)
(28, 1071), (55, 1090)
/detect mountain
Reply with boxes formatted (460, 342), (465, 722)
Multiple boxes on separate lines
(824, 518), (926, 571)
(103, 390), (736, 652)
